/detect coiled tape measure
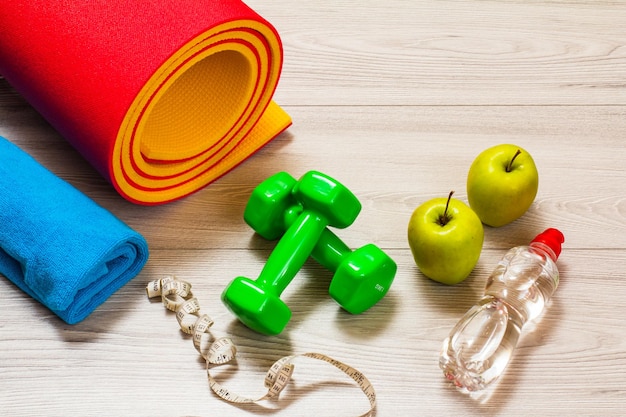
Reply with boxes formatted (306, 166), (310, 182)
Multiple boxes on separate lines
(147, 275), (376, 415)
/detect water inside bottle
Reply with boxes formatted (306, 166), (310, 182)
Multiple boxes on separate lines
(440, 245), (559, 392)
(486, 246), (559, 322)
(440, 296), (521, 392)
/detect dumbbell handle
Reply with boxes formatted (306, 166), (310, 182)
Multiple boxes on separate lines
(257, 210), (327, 295)
(312, 230), (351, 271)
(283, 204), (351, 271)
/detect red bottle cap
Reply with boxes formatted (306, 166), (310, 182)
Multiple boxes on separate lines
(531, 228), (564, 259)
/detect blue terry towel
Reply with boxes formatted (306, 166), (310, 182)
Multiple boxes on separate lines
(0, 137), (149, 324)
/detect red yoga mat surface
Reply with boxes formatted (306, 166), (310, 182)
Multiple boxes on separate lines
(0, 0), (291, 204)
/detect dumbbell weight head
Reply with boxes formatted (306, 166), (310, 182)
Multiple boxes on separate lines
(329, 244), (397, 314)
(244, 170), (362, 240)
(244, 171), (299, 240)
(292, 171), (361, 229)
(221, 276), (291, 335)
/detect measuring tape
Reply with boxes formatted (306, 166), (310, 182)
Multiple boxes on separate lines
(146, 275), (377, 414)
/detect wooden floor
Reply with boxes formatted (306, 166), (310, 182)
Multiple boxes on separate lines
(2, 1), (626, 416)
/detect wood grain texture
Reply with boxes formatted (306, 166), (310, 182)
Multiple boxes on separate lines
(1, 1), (626, 416)
(257, 0), (626, 106)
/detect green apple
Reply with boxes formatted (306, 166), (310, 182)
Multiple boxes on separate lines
(467, 144), (538, 227)
(407, 192), (484, 285)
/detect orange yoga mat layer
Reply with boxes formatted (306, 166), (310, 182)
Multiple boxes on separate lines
(0, 0), (291, 204)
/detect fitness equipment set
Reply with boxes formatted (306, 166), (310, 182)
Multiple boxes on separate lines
(222, 170), (397, 335)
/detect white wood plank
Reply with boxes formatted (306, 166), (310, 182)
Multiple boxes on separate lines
(246, 0), (626, 105)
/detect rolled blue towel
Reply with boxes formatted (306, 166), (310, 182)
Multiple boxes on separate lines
(0, 137), (149, 324)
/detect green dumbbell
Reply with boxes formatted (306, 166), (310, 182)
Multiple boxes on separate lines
(221, 171), (362, 335)
(244, 171), (396, 315)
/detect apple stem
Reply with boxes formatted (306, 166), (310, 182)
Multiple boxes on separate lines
(437, 191), (454, 226)
(506, 149), (522, 172)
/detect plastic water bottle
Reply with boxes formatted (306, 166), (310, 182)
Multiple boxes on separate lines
(439, 228), (564, 393)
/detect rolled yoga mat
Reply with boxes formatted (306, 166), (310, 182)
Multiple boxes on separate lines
(0, 137), (150, 324)
(0, 0), (292, 205)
